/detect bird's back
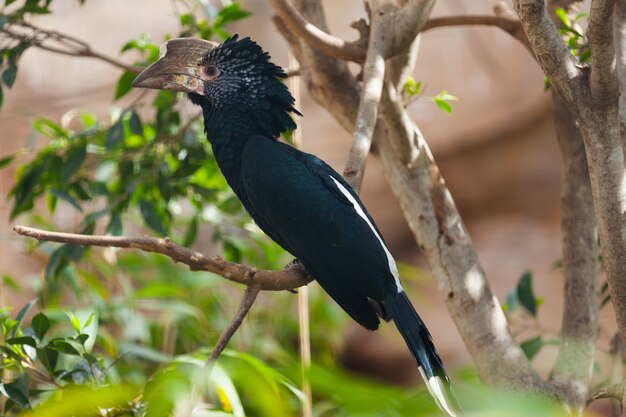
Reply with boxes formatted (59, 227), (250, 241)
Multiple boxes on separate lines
(237, 136), (399, 330)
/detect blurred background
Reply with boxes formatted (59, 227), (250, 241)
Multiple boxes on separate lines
(0, 0), (617, 415)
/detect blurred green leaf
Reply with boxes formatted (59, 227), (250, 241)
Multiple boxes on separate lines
(31, 312), (50, 341)
(0, 374), (30, 409)
(11, 299), (37, 337)
(105, 121), (124, 149)
(115, 70), (136, 99)
(139, 198), (168, 235)
(2, 63), (18, 88)
(37, 346), (59, 373)
(520, 336), (542, 360)
(183, 214), (199, 246)
(7, 336), (37, 348)
(49, 188), (82, 212)
(60, 144), (86, 183)
(49, 339), (81, 355)
(0, 154), (14, 169)
(555, 7), (570, 27)
(517, 271), (537, 316)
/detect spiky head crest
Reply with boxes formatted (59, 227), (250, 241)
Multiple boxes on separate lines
(189, 35), (301, 139)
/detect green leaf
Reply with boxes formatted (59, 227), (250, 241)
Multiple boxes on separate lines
(45, 245), (69, 280)
(0, 374), (30, 409)
(105, 122), (124, 149)
(0, 85), (4, 108)
(7, 336), (37, 348)
(0, 155), (13, 169)
(434, 98), (452, 114)
(10, 163), (45, 219)
(555, 7), (570, 27)
(11, 299), (37, 337)
(49, 189), (82, 212)
(216, 3), (252, 25)
(129, 110), (143, 135)
(31, 313), (50, 341)
(74, 333), (89, 345)
(49, 339), (81, 355)
(139, 199), (167, 235)
(182, 215), (199, 246)
(60, 145), (86, 183)
(32, 117), (67, 138)
(68, 312), (81, 333)
(37, 346), (59, 373)
(543, 76), (551, 91)
(517, 271), (537, 316)
(106, 212), (123, 236)
(115, 71), (136, 100)
(520, 336), (543, 360)
(2, 63), (18, 88)
(431, 91), (457, 115)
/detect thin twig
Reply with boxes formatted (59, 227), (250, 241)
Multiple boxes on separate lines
(1, 22), (142, 73)
(422, 15), (520, 33)
(206, 285), (261, 365)
(13, 225), (312, 291)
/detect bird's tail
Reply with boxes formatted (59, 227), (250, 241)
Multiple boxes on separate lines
(384, 291), (463, 417)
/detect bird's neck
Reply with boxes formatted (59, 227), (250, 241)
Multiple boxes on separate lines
(201, 106), (265, 192)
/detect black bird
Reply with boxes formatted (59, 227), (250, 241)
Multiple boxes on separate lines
(133, 35), (461, 416)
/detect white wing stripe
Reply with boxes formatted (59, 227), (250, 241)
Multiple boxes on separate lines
(329, 176), (403, 292)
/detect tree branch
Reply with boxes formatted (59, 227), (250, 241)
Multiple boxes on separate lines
(13, 225), (313, 291)
(422, 14), (520, 32)
(1, 21), (143, 73)
(512, 0), (584, 105)
(206, 285), (261, 365)
(549, 91), (600, 412)
(387, 0), (435, 57)
(588, 0), (619, 101)
(342, 0), (386, 192)
(267, 0), (366, 62)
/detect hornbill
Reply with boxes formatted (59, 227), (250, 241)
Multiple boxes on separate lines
(133, 35), (461, 416)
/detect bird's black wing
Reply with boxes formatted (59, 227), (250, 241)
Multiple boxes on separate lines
(239, 136), (400, 330)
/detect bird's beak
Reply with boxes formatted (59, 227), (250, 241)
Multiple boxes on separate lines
(132, 38), (217, 95)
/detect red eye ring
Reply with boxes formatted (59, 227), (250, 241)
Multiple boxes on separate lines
(202, 65), (220, 80)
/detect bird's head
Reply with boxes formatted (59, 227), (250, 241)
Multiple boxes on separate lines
(133, 35), (300, 139)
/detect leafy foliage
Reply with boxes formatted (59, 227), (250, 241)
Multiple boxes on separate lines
(403, 76), (458, 114)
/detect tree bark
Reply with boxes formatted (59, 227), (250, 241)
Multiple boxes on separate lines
(549, 91), (600, 412)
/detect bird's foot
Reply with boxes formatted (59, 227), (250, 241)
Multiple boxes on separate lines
(284, 259), (312, 293)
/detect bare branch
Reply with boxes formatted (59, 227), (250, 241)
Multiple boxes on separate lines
(387, 0), (435, 57)
(588, 0), (619, 102)
(1, 22), (142, 73)
(207, 285), (261, 365)
(342, 0), (386, 192)
(268, 0), (366, 62)
(512, 0), (584, 105)
(13, 225), (312, 291)
(549, 91), (600, 411)
(422, 15), (520, 32)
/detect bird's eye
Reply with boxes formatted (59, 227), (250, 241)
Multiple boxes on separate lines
(202, 65), (220, 80)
